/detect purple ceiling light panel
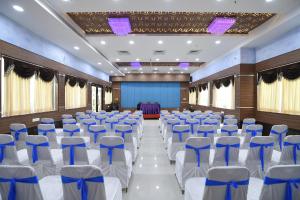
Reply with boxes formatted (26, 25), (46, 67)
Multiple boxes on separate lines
(130, 62), (141, 69)
(208, 17), (236, 35)
(108, 17), (132, 36)
(179, 62), (190, 69)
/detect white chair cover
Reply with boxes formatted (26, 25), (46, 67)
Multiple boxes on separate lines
(37, 124), (59, 149)
(183, 110), (191, 114)
(94, 114), (107, 125)
(185, 118), (200, 135)
(223, 119), (238, 126)
(75, 112), (85, 122)
(204, 110), (213, 114)
(194, 115), (208, 125)
(99, 136), (132, 189)
(25, 135), (63, 178)
(221, 125), (239, 137)
(224, 115), (235, 119)
(63, 124), (81, 137)
(279, 135), (300, 165)
(243, 124), (263, 148)
(61, 137), (100, 166)
(213, 136), (240, 167)
(161, 115), (175, 136)
(10, 123), (28, 150)
(61, 165), (122, 200)
(203, 118), (220, 129)
(167, 125), (190, 161)
(40, 118), (54, 125)
(242, 118), (256, 133)
(62, 118), (77, 126)
(61, 114), (73, 119)
(259, 165), (300, 200)
(197, 125), (217, 145)
(178, 114), (189, 125)
(0, 165), (63, 200)
(123, 118), (141, 147)
(269, 125), (288, 152)
(184, 166), (250, 200)
(78, 115), (91, 126)
(85, 110), (93, 115)
(81, 118), (97, 136)
(105, 117), (119, 134)
(244, 136), (274, 178)
(88, 125), (107, 148)
(175, 137), (211, 189)
(115, 125), (138, 162)
(164, 118), (181, 145)
(0, 135), (20, 165)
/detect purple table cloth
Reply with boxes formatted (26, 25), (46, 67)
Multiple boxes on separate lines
(140, 103), (161, 114)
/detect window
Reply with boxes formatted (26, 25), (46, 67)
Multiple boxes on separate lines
(198, 83), (210, 106)
(212, 76), (235, 109)
(65, 76), (87, 109)
(1, 57), (57, 117)
(189, 87), (197, 105)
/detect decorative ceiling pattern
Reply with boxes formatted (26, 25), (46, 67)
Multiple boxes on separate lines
(115, 62), (205, 67)
(67, 11), (275, 35)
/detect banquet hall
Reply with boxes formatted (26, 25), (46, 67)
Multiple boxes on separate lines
(0, 0), (300, 200)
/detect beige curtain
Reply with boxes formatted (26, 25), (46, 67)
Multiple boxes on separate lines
(65, 82), (87, 109)
(257, 80), (281, 112)
(282, 77), (300, 115)
(212, 81), (235, 109)
(105, 91), (112, 105)
(3, 70), (31, 116)
(189, 90), (196, 105)
(34, 77), (56, 113)
(198, 86), (210, 106)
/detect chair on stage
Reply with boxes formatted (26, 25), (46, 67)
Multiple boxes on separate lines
(279, 135), (300, 165)
(269, 125), (288, 152)
(10, 123), (28, 150)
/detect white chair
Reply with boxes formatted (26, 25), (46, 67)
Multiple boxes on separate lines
(78, 114), (91, 126)
(37, 124), (59, 149)
(242, 118), (256, 133)
(94, 114), (107, 125)
(280, 135), (300, 165)
(185, 118), (200, 135)
(220, 125), (239, 137)
(243, 124), (263, 148)
(258, 165), (300, 200)
(161, 115), (175, 136)
(40, 118), (54, 125)
(164, 118), (181, 144)
(194, 115), (208, 125)
(81, 118), (97, 136)
(85, 110), (93, 116)
(61, 137), (100, 166)
(63, 124), (81, 137)
(0, 135), (22, 165)
(10, 123), (28, 150)
(224, 115), (235, 119)
(115, 125), (138, 162)
(185, 166), (250, 200)
(0, 165), (63, 200)
(197, 125), (217, 145)
(60, 165), (122, 200)
(176, 137), (211, 190)
(243, 136), (274, 179)
(25, 135), (63, 178)
(123, 118), (141, 147)
(203, 118), (220, 129)
(167, 125), (190, 161)
(179, 114), (189, 125)
(75, 112), (85, 122)
(62, 118), (77, 125)
(99, 136), (132, 189)
(213, 136), (240, 167)
(61, 114), (73, 119)
(105, 117), (119, 134)
(223, 119), (238, 126)
(88, 125), (107, 148)
(269, 125), (288, 152)
(204, 110), (213, 114)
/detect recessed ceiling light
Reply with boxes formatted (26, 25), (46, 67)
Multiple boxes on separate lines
(155, 58), (160, 61)
(129, 40), (135, 45)
(215, 40), (221, 45)
(154, 71), (157, 74)
(154, 68), (158, 70)
(181, 71), (184, 74)
(216, 0), (222, 2)
(176, 58), (180, 61)
(184, 68), (188, 71)
(170, 67), (173, 70)
(116, 58), (120, 61)
(124, 68), (127, 71)
(100, 40), (106, 45)
(139, 68), (143, 71)
(140, 72), (144, 74)
(195, 58), (200, 61)
(265, 0), (273, 2)
(73, 46), (80, 50)
(158, 40), (163, 44)
(127, 71), (130, 74)
(62, 0), (71, 2)
(12, 5), (24, 12)
(186, 40), (192, 44)
(97, 62), (102, 65)
(136, 58), (140, 61)
(168, 72), (170, 74)
(110, 71), (113, 73)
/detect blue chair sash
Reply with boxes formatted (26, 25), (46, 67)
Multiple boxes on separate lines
(95, 117), (106, 124)
(115, 129), (132, 140)
(62, 143), (86, 165)
(105, 121), (118, 130)
(10, 128), (27, 141)
(243, 122), (255, 126)
(216, 143), (240, 166)
(197, 130), (215, 137)
(64, 128), (80, 137)
(63, 121), (77, 125)
(0, 176), (39, 200)
(205, 178), (249, 200)
(186, 144), (210, 167)
(83, 122), (97, 130)
(89, 129), (106, 143)
(0, 141), (15, 163)
(38, 128), (55, 136)
(124, 121), (137, 127)
(61, 175), (104, 200)
(100, 144), (124, 165)
(224, 122), (237, 126)
(246, 129), (263, 137)
(284, 142), (300, 164)
(167, 122), (180, 130)
(221, 129), (238, 136)
(271, 129), (288, 151)
(250, 142), (274, 171)
(264, 176), (300, 200)
(173, 129), (189, 142)
(41, 121), (54, 125)
(26, 142), (49, 163)
(204, 122), (218, 126)
(185, 121), (199, 134)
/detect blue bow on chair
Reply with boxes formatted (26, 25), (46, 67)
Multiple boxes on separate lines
(0, 141), (15, 163)
(115, 129), (132, 140)
(41, 121), (54, 125)
(0, 176), (38, 200)
(95, 117), (106, 124)
(283, 142), (300, 164)
(83, 122), (97, 131)
(62, 143), (86, 165)
(205, 179), (249, 200)
(63, 121), (77, 125)
(186, 144), (210, 167)
(100, 144), (124, 165)
(10, 128), (27, 141)
(264, 176), (300, 200)
(105, 121), (118, 130)
(124, 121), (137, 127)
(243, 122), (255, 126)
(250, 142), (274, 171)
(204, 122), (218, 126)
(61, 176), (104, 200)
(271, 129), (288, 151)
(185, 121), (199, 134)
(216, 143), (240, 166)
(221, 129), (238, 136)
(64, 128), (80, 137)
(38, 129), (56, 136)
(197, 130), (215, 137)
(173, 129), (189, 142)
(89, 129), (106, 143)
(26, 142), (50, 163)
(167, 122), (180, 130)
(246, 129), (263, 137)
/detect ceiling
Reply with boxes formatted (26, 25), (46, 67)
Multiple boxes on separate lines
(0, 0), (300, 77)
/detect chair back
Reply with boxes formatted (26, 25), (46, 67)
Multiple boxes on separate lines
(221, 125), (239, 137)
(104, 117), (119, 133)
(61, 165), (106, 200)
(172, 125), (190, 143)
(242, 118), (256, 133)
(115, 125), (133, 144)
(94, 114), (107, 125)
(269, 125), (288, 151)
(26, 135), (52, 165)
(62, 118), (77, 125)
(213, 136), (240, 166)
(280, 135), (300, 165)
(89, 125), (107, 145)
(63, 124), (81, 137)
(10, 123), (28, 150)
(244, 124), (263, 144)
(185, 118), (200, 135)
(194, 114), (208, 125)
(184, 137), (210, 166)
(99, 136), (126, 165)
(224, 115), (235, 119)
(62, 114), (73, 119)
(40, 118), (54, 125)
(61, 137), (88, 165)
(223, 119), (238, 126)
(0, 135), (19, 165)
(203, 118), (220, 129)
(37, 124), (57, 142)
(85, 110), (93, 115)
(197, 125), (216, 144)
(81, 118), (97, 135)
(78, 114), (91, 125)
(203, 167), (250, 200)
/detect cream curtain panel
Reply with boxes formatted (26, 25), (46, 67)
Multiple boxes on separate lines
(105, 91), (112, 104)
(34, 77), (56, 113)
(189, 90), (197, 105)
(65, 82), (87, 109)
(212, 82), (235, 109)
(198, 86), (210, 106)
(282, 77), (300, 114)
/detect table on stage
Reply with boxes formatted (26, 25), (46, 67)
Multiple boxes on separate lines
(139, 102), (161, 115)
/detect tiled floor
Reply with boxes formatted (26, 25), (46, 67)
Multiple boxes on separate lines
(123, 120), (183, 200)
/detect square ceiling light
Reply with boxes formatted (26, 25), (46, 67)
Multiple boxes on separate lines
(130, 62), (141, 69)
(108, 17), (132, 36)
(179, 62), (190, 69)
(208, 17), (236, 35)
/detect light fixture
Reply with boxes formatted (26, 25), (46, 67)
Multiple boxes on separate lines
(108, 17), (132, 36)
(186, 40), (192, 44)
(181, 71), (184, 74)
(12, 5), (24, 12)
(155, 58), (160, 61)
(116, 58), (120, 61)
(184, 68), (188, 71)
(167, 72), (170, 74)
(154, 71), (157, 74)
(208, 17), (236, 35)
(127, 71), (131, 74)
(110, 71), (113, 73)
(175, 58), (180, 61)
(154, 68), (158, 70)
(139, 67), (143, 71)
(124, 68), (127, 71)
(97, 62), (102, 65)
(179, 62), (190, 69)
(62, 0), (70, 2)
(266, 0), (273, 2)
(140, 71), (144, 74)
(195, 58), (200, 61)
(170, 67), (173, 71)
(100, 40), (106, 45)
(73, 46), (80, 50)
(136, 58), (140, 61)
(215, 40), (221, 45)
(158, 40), (163, 44)
(129, 40), (135, 45)
(156, 186), (160, 190)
